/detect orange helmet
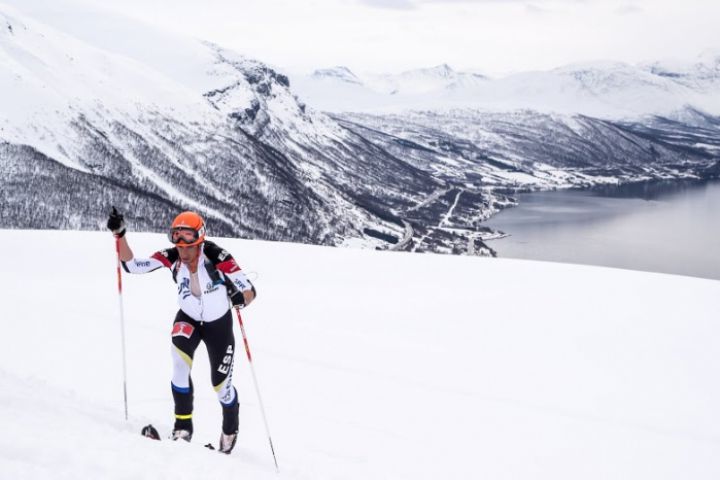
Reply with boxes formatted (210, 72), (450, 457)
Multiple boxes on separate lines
(168, 211), (206, 247)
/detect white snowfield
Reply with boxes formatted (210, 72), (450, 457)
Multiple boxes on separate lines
(1, 229), (719, 479)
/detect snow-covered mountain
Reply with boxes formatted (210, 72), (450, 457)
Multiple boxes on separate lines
(1, 0), (718, 257)
(294, 64), (490, 113)
(337, 108), (720, 189)
(643, 50), (720, 92)
(311, 66), (363, 85)
(294, 57), (720, 118)
(307, 64), (487, 94)
(0, 1), (468, 253)
(365, 64), (488, 95)
(4, 229), (720, 479)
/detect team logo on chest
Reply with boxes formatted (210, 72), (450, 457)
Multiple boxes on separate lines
(204, 281), (220, 295)
(178, 278), (191, 299)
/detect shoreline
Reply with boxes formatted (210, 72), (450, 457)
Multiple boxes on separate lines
(480, 178), (720, 281)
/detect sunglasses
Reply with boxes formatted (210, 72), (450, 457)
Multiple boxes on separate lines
(168, 226), (203, 245)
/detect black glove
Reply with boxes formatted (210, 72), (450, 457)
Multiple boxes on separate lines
(107, 206), (126, 237)
(229, 289), (246, 307)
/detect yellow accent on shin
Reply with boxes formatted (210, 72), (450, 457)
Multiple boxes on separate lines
(175, 413), (193, 420)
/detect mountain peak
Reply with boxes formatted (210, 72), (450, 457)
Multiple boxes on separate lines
(696, 49), (720, 70)
(400, 63), (455, 78)
(429, 63), (453, 76)
(311, 66), (362, 85)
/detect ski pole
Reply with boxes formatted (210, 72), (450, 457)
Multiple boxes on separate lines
(115, 237), (129, 421)
(234, 305), (279, 473)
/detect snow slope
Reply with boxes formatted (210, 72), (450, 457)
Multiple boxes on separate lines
(1, 229), (719, 479)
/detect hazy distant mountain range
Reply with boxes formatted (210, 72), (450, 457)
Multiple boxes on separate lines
(1, 1), (718, 256)
(294, 55), (720, 118)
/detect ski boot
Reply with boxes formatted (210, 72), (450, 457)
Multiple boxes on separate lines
(218, 397), (239, 454)
(172, 416), (193, 442)
(218, 432), (238, 454)
(171, 429), (193, 442)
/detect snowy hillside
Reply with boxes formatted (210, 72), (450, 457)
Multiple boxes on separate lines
(293, 57), (720, 118)
(2, 229), (720, 479)
(336, 110), (720, 192)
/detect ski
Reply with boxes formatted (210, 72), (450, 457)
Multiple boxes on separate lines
(141, 424), (160, 440)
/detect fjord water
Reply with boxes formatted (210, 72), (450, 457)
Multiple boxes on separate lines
(484, 180), (720, 280)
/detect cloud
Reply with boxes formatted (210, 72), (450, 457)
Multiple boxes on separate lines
(525, 4), (552, 14)
(615, 4), (643, 15)
(357, 0), (587, 7)
(356, 0), (417, 9)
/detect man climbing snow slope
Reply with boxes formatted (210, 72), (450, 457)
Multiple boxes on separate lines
(107, 207), (257, 454)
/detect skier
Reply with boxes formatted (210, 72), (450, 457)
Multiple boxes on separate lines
(107, 207), (256, 454)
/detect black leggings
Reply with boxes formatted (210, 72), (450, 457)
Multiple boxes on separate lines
(170, 309), (238, 433)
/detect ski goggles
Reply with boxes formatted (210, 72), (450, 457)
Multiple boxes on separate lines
(168, 226), (204, 245)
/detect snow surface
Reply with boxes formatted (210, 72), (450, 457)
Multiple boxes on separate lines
(2, 229), (720, 479)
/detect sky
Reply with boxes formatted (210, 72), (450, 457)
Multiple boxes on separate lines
(15, 0), (720, 76)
